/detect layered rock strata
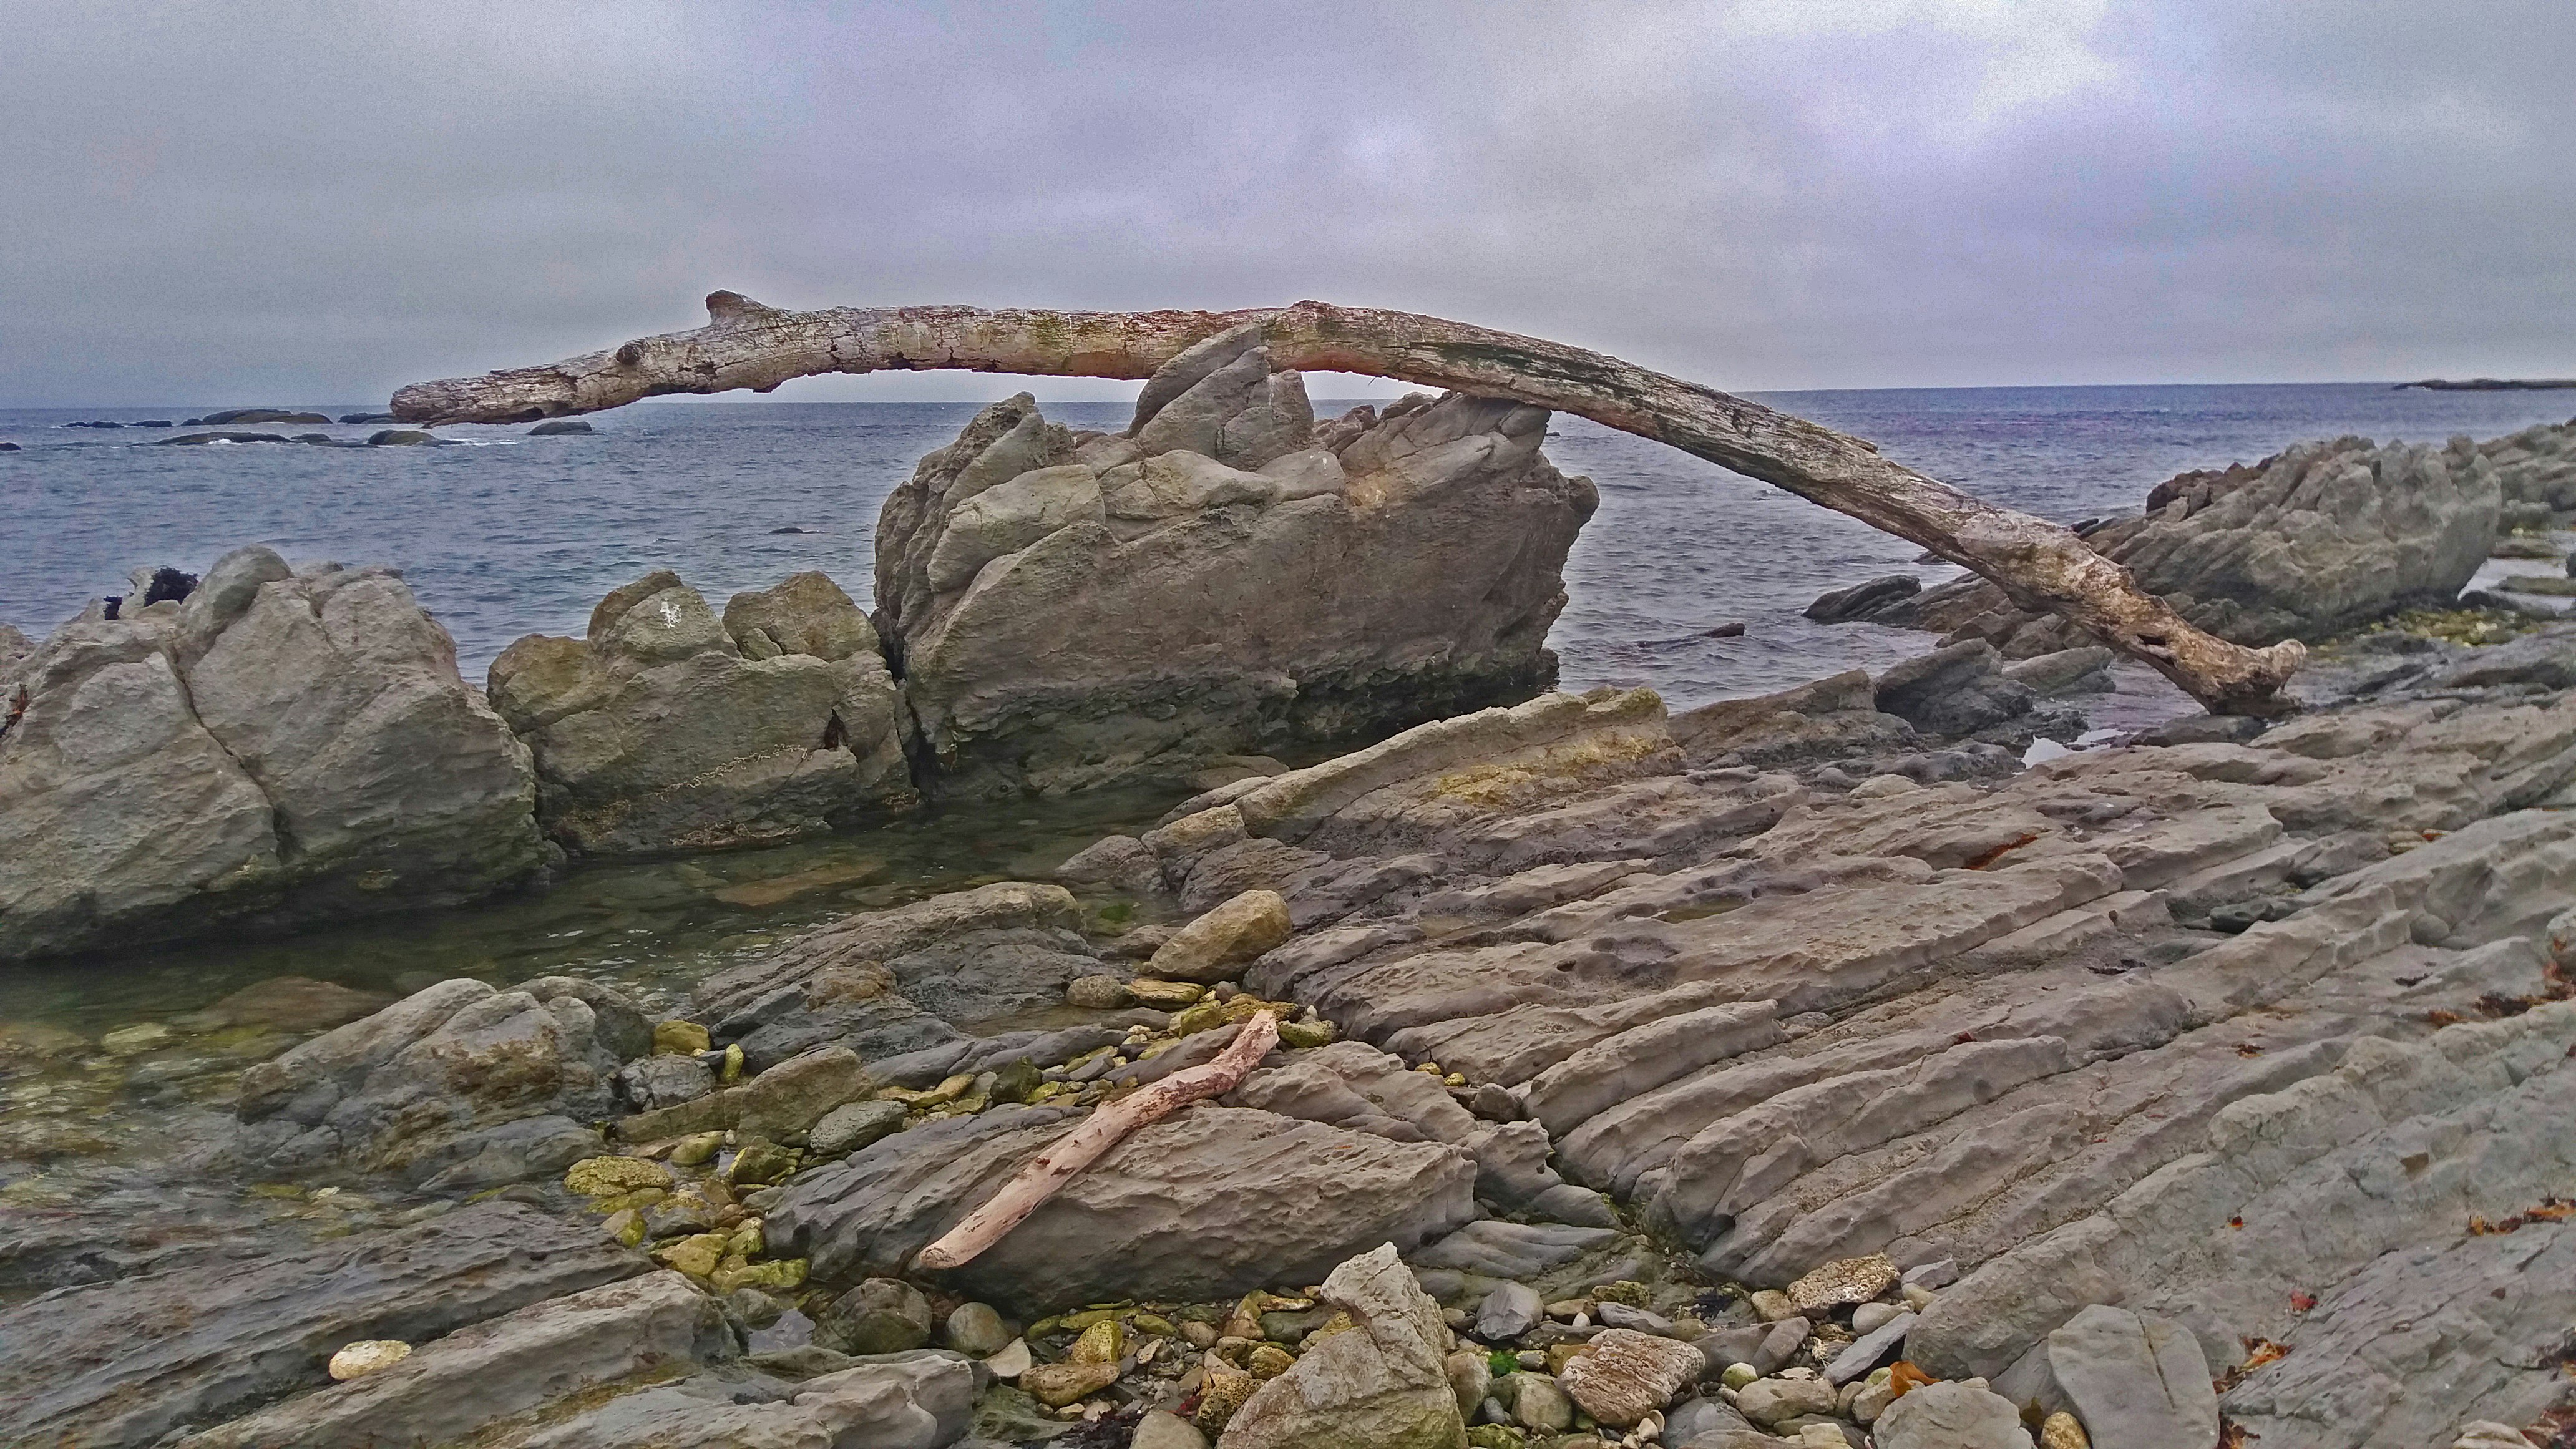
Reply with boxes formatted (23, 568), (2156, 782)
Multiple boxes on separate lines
(488, 568), (914, 854)
(871, 324), (1597, 795)
(0, 545), (550, 960)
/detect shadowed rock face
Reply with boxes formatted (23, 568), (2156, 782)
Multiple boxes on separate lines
(0, 545), (550, 961)
(487, 569), (915, 855)
(871, 328), (1597, 798)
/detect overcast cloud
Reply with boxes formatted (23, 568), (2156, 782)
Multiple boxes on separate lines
(4, 0), (2570, 407)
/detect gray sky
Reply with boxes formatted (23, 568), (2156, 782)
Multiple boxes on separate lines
(4, 0), (2570, 407)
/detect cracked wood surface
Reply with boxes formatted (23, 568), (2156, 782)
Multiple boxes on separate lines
(393, 292), (2303, 714)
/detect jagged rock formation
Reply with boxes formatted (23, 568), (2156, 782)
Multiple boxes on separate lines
(1821, 434), (2502, 655)
(488, 569), (914, 854)
(0, 545), (550, 960)
(2481, 416), (2576, 512)
(870, 328), (1597, 795)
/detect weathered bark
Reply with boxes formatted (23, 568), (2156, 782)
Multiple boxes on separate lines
(915, 1011), (1282, 1271)
(394, 293), (2304, 714)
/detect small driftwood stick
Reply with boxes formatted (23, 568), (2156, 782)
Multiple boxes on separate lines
(393, 294), (2303, 715)
(915, 1011), (1282, 1271)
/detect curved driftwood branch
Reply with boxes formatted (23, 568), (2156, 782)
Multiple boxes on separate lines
(915, 1011), (1282, 1272)
(394, 293), (2303, 714)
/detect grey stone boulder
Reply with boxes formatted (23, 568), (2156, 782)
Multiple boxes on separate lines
(1855, 432), (2501, 654)
(172, 1271), (729, 1448)
(618, 1052), (715, 1111)
(869, 350), (1596, 797)
(1874, 1380), (2035, 1449)
(1804, 573), (1921, 623)
(488, 569), (914, 856)
(0, 1201), (646, 1448)
(1874, 640), (2037, 738)
(816, 1278), (935, 1355)
(765, 1103), (1477, 1316)
(234, 977), (630, 1183)
(1218, 1242), (1467, 1449)
(695, 881), (1083, 1028)
(0, 545), (550, 960)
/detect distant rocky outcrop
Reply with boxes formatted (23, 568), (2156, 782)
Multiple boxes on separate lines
(0, 545), (550, 960)
(489, 570), (914, 856)
(1815, 434), (2501, 655)
(871, 326), (1596, 796)
(187, 408), (331, 425)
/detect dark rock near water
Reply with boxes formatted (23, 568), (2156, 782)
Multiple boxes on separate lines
(198, 408), (330, 425)
(1803, 572), (1920, 623)
(529, 419), (595, 436)
(339, 412), (398, 424)
(1873, 640), (2036, 737)
(367, 428), (446, 446)
(159, 431), (291, 445)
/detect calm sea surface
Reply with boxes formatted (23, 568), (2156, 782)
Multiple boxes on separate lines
(3, 384), (2571, 706)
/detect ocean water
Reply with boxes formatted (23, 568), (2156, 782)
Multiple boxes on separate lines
(2, 384), (2570, 710)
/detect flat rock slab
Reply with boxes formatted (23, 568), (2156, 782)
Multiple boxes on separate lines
(2, 1201), (648, 1448)
(176, 1271), (728, 1448)
(768, 1103), (1476, 1316)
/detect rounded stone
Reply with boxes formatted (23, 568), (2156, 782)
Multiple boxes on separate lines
(327, 1339), (412, 1380)
(563, 1155), (673, 1198)
(945, 1301), (1016, 1357)
(816, 1277), (934, 1355)
(653, 1020), (711, 1055)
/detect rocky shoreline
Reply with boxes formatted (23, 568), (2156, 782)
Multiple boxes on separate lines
(8, 401), (2576, 1447)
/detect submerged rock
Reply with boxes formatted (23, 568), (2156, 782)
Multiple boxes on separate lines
(233, 976), (641, 1185)
(871, 330), (1596, 796)
(0, 544), (550, 960)
(489, 569), (914, 855)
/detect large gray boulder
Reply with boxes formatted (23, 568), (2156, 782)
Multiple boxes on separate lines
(1822, 433), (2501, 653)
(0, 545), (550, 960)
(870, 328), (1596, 796)
(489, 569), (914, 854)
(232, 976), (642, 1186)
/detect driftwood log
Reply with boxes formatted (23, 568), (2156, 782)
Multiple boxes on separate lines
(394, 294), (2303, 714)
(915, 1011), (1283, 1272)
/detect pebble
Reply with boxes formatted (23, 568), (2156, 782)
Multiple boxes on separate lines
(1787, 1254), (1899, 1313)
(669, 1131), (724, 1166)
(326, 1339), (412, 1380)
(1196, 1360), (1257, 1433)
(945, 1301), (1015, 1357)
(2041, 1411), (2091, 1449)
(1023, 1359), (1120, 1407)
(1749, 1289), (1800, 1322)
(985, 1338), (1033, 1378)
(1736, 1375), (1839, 1428)
(1900, 1258), (1958, 1290)
(1068, 1319), (1125, 1364)
(1065, 974), (1133, 1008)
(1852, 1302), (1903, 1335)
(1720, 1362), (1760, 1390)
